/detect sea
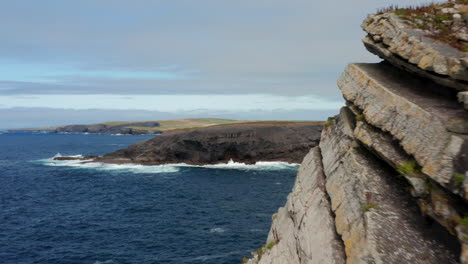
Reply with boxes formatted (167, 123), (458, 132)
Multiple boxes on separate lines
(0, 132), (298, 264)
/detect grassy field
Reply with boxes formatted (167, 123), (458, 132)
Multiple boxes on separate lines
(6, 118), (324, 133)
(128, 118), (247, 131)
(130, 119), (325, 133)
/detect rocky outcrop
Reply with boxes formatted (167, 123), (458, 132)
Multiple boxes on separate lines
(249, 3), (467, 263)
(362, 12), (468, 91)
(99, 123), (323, 165)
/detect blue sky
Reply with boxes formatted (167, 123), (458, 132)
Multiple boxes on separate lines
(0, 0), (440, 129)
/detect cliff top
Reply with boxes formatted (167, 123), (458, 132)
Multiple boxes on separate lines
(378, 0), (467, 51)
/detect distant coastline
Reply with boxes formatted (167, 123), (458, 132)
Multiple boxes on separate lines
(2, 118), (245, 135)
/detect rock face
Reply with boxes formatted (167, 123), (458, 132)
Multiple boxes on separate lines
(100, 123), (323, 165)
(338, 62), (468, 197)
(248, 4), (467, 264)
(246, 148), (346, 264)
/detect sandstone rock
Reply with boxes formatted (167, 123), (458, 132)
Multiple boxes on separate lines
(362, 13), (468, 91)
(338, 63), (468, 198)
(248, 147), (346, 264)
(319, 108), (459, 263)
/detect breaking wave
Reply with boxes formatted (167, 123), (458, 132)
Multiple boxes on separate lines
(37, 155), (298, 174)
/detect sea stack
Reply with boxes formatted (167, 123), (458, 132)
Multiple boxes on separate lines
(247, 2), (467, 264)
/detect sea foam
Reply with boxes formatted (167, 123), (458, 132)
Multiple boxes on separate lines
(38, 156), (298, 174)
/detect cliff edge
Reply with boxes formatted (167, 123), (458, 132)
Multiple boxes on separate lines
(247, 1), (467, 263)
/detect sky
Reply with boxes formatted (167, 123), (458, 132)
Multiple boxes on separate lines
(0, 0), (440, 129)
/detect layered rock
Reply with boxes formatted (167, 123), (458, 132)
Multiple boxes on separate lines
(248, 4), (467, 263)
(320, 108), (458, 263)
(246, 147), (346, 264)
(100, 123), (323, 165)
(362, 12), (468, 91)
(338, 62), (467, 198)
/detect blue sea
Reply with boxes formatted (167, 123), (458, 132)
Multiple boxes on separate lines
(0, 133), (297, 264)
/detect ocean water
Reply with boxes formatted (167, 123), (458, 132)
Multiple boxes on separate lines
(0, 133), (298, 264)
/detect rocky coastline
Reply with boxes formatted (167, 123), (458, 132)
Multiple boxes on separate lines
(95, 122), (323, 165)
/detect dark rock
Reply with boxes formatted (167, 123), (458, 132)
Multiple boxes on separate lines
(100, 123), (323, 165)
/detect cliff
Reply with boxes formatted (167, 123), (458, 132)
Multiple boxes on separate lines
(247, 2), (467, 263)
(98, 123), (323, 164)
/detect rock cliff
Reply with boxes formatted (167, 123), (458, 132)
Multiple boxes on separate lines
(248, 2), (467, 263)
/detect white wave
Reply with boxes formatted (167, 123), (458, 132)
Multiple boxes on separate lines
(93, 260), (114, 264)
(37, 156), (297, 174)
(184, 159), (299, 171)
(38, 157), (179, 174)
(209, 227), (226, 233)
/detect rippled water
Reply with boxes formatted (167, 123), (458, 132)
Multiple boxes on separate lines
(0, 133), (297, 264)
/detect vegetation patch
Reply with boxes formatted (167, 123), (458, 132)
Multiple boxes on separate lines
(250, 241), (278, 262)
(377, 0), (468, 51)
(460, 216), (468, 227)
(361, 203), (379, 212)
(397, 160), (421, 175)
(265, 241), (277, 250)
(454, 173), (465, 186)
(355, 114), (365, 122)
(324, 116), (338, 129)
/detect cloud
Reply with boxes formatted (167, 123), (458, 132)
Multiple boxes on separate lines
(0, 107), (339, 130)
(0, 94), (344, 111)
(0, 0), (437, 98)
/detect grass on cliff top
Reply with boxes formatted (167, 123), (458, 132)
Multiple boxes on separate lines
(377, 0), (468, 52)
(128, 119), (324, 132)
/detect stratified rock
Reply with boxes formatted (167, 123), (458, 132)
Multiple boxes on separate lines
(353, 120), (427, 197)
(247, 147), (346, 264)
(362, 13), (468, 91)
(338, 62), (468, 198)
(354, 119), (463, 239)
(101, 123), (323, 165)
(319, 107), (459, 264)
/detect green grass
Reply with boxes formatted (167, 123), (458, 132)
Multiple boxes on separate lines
(324, 116), (337, 129)
(460, 217), (468, 227)
(397, 160), (421, 175)
(355, 114), (365, 122)
(454, 173), (465, 186)
(361, 203), (379, 212)
(264, 241), (277, 250)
